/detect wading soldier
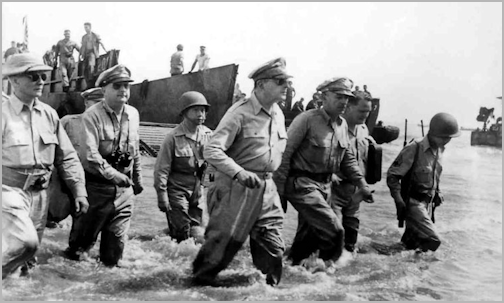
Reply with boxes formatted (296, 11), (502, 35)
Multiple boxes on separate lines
(192, 57), (290, 286)
(274, 77), (373, 268)
(55, 30), (80, 92)
(2, 53), (88, 279)
(64, 64), (143, 266)
(154, 91), (213, 242)
(387, 112), (460, 252)
(46, 88), (104, 227)
(329, 91), (375, 254)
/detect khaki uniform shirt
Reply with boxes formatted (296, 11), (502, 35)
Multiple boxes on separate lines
(60, 114), (83, 149)
(338, 123), (370, 181)
(387, 136), (444, 197)
(56, 39), (80, 62)
(274, 108), (363, 194)
(154, 120), (213, 204)
(79, 101), (141, 185)
(81, 32), (101, 57)
(2, 94), (87, 197)
(203, 92), (287, 177)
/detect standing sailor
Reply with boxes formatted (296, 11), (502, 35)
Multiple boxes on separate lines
(2, 53), (88, 278)
(192, 57), (290, 286)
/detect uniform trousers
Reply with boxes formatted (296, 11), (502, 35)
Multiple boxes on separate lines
(329, 181), (360, 252)
(402, 197), (441, 252)
(193, 171), (284, 285)
(68, 181), (133, 266)
(285, 176), (344, 264)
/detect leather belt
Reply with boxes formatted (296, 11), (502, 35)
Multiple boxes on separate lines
(290, 169), (331, 183)
(409, 191), (432, 202)
(250, 171), (273, 180)
(2, 166), (51, 191)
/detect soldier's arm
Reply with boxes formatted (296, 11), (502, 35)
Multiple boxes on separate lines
(153, 131), (175, 204)
(386, 143), (416, 201)
(52, 114), (87, 199)
(189, 58), (198, 72)
(273, 113), (308, 195)
(340, 147), (366, 188)
(203, 110), (242, 178)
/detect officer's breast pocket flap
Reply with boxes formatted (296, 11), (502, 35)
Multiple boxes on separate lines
(40, 132), (59, 145)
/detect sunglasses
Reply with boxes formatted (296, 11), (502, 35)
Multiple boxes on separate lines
(24, 73), (47, 82)
(269, 78), (292, 86)
(112, 83), (130, 90)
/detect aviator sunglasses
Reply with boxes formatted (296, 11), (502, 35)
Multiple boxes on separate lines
(24, 73), (47, 82)
(269, 78), (292, 86)
(112, 83), (130, 90)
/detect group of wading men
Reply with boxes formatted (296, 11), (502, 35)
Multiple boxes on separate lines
(2, 53), (460, 286)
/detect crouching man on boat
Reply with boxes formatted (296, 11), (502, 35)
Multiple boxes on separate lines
(192, 57), (290, 286)
(2, 54), (88, 279)
(154, 91), (213, 243)
(64, 64), (143, 266)
(387, 112), (460, 252)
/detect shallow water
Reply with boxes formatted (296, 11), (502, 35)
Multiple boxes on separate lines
(2, 130), (502, 301)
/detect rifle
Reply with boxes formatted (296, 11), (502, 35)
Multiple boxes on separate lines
(403, 119), (408, 147)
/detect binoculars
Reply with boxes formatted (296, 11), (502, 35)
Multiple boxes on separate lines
(107, 149), (132, 169)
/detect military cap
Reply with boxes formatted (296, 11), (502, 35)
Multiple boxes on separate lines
(80, 87), (104, 101)
(316, 77), (354, 97)
(95, 64), (133, 87)
(2, 53), (53, 77)
(248, 57), (293, 81)
(64, 29), (71, 34)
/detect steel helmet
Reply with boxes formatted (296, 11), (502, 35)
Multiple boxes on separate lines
(429, 112), (461, 138)
(179, 91), (210, 115)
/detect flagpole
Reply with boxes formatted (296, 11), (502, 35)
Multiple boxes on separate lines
(22, 15), (28, 52)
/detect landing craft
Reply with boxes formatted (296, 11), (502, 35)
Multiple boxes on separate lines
(470, 97), (502, 147)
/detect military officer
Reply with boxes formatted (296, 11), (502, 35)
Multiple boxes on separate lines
(64, 64), (143, 266)
(54, 30), (81, 92)
(387, 112), (460, 252)
(192, 57), (289, 286)
(2, 53), (88, 279)
(274, 77), (373, 268)
(329, 91), (375, 254)
(154, 91), (213, 243)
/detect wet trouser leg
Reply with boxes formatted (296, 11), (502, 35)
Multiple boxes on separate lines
(68, 182), (116, 254)
(285, 176), (344, 264)
(330, 182), (360, 252)
(402, 198), (441, 252)
(100, 186), (134, 266)
(2, 185), (40, 279)
(84, 53), (96, 88)
(193, 173), (284, 284)
(166, 176), (202, 242)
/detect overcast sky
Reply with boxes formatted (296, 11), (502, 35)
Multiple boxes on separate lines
(2, 2), (502, 127)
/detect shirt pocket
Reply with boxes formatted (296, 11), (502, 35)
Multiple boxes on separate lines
(277, 127), (288, 152)
(174, 138), (194, 158)
(39, 131), (59, 146)
(243, 126), (268, 139)
(4, 133), (31, 148)
(414, 166), (433, 186)
(307, 133), (333, 166)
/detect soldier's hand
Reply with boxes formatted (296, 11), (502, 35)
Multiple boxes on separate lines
(133, 183), (144, 195)
(158, 200), (171, 213)
(394, 199), (406, 221)
(351, 186), (375, 204)
(112, 172), (132, 187)
(434, 192), (444, 207)
(235, 170), (262, 188)
(74, 196), (89, 216)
